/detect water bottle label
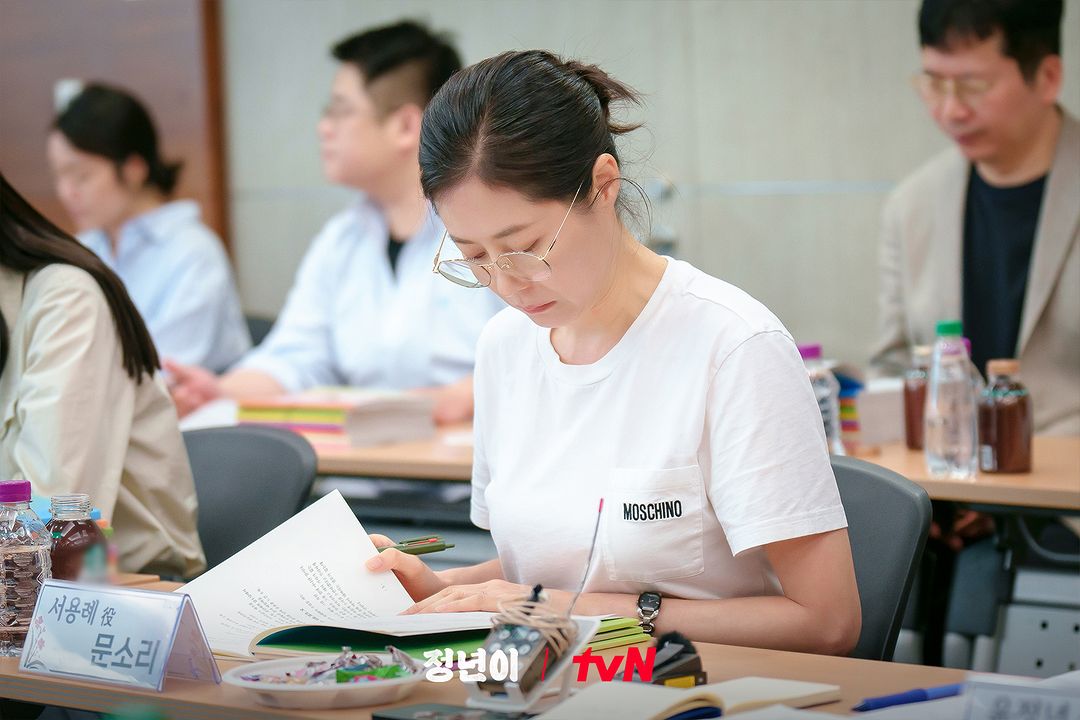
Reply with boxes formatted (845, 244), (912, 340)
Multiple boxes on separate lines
(77, 545), (109, 585)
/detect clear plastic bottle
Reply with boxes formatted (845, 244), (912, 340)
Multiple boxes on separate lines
(924, 320), (978, 479)
(961, 337), (987, 398)
(0, 479), (52, 657)
(798, 344), (846, 455)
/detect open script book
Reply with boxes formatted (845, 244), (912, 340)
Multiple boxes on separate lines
(537, 676), (841, 718)
(178, 491), (493, 658)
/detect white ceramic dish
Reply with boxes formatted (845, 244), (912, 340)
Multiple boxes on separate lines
(222, 653), (424, 710)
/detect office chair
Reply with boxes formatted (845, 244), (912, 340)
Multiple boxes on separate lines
(183, 425), (317, 571)
(832, 455), (932, 660)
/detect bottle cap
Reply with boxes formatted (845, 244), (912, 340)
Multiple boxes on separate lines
(935, 319), (963, 336)
(0, 479), (31, 503)
(987, 359), (1020, 377)
(797, 343), (822, 360)
(50, 493), (92, 517)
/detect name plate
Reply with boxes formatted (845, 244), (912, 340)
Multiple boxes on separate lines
(18, 579), (220, 692)
(965, 677), (1080, 720)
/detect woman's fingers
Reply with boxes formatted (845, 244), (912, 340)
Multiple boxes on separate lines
(368, 533), (395, 548)
(366, 548), (445, 601)
(405, 587), (463, 614)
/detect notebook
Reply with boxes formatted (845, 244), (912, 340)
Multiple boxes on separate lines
(536, 676), (841, 718)
(257, 615), (642, 660)
(589, 617), (651, 651)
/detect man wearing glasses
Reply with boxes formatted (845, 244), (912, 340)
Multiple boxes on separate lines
(871, 0), (1078, 669)
(872, 0), (1076, 435)
(168, 21), (503, 423)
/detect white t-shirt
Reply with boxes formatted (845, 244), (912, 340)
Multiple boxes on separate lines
(471, 258), (847, 601)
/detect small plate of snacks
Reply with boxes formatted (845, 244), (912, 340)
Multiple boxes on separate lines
(223, 646), (426, 709)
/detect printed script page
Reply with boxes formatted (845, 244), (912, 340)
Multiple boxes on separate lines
(179, 491), (417, 656)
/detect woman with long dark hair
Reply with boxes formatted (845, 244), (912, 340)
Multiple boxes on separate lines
(0, 173), (205, 578)
(47, 82), (249, 372)
(367, 51), (861, 653)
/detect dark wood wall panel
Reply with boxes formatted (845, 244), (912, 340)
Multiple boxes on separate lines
(0, 0), (228, 246)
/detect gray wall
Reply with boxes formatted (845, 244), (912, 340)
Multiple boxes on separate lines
(222, 0), (1080, 364)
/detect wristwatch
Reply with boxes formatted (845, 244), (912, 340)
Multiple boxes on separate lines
(637, 591), (662, 635)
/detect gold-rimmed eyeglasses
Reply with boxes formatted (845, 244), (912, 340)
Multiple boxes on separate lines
(432, 184), (583, 288)
(911, 72), (994, 108)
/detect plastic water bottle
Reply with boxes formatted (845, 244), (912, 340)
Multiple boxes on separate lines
(924, 320), (978, 479)
(799, 344), (846, 455)
(0, 479), (52, 657)
(961, 337), (987, 398)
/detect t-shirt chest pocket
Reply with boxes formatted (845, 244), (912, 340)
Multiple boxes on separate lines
(602, 465), (705, 582)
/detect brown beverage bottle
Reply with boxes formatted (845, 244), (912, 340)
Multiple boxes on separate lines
(46, 494), (109, 582)
(903, 346), (931, 450)
(978, 359), (1033, 473)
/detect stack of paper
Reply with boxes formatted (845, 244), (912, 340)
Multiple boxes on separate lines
(589, 617), (651, 651)
(237, 387), (435, 448)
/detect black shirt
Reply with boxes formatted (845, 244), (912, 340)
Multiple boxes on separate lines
(386, 235), (406, 276)
(962, 167), (1046, 380)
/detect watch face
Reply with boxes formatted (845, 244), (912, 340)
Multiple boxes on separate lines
(639, 592), (662, 612)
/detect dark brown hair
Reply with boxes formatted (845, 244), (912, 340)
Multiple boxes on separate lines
(332, 20), (461, 114)
(419, 50), (641, 205)
(54, 83), (182, 195)
(919, 0), (1063, 81)
(0, 173), (159, 382)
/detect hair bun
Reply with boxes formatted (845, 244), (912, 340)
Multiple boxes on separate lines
(558, 59), (640, 135)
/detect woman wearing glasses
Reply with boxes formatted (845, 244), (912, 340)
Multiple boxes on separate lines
(367, 51), (861, 653)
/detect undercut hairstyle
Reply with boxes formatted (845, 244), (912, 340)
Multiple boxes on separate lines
(331, 20), (462, 116)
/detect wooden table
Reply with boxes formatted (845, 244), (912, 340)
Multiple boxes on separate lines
(316, 425), (472, 481)
(0, 636), (971, 719)
(316, 424), (1078, 512)
(858, 436), (1080, 512)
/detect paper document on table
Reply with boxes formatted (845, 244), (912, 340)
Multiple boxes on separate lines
(178, 491), (492, 657)
(178, 398), (238, 431)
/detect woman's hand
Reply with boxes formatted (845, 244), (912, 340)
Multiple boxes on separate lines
(163, 360), (222, 417)
(403, 580), (570, 614)
(366, 534), (449, 602)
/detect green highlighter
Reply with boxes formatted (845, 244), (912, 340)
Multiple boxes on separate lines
(377, 534), (455, 556)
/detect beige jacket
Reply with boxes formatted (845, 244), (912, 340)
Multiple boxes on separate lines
(872, 111), (1080, 435)
(0, 263), (205, 577)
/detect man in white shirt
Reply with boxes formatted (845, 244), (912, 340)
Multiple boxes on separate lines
(168, 21), (503, 423)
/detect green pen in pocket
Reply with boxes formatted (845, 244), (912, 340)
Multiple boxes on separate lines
(377, 534), (455, 555)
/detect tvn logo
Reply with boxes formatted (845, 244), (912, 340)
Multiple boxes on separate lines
(571, 646), (657, 682)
